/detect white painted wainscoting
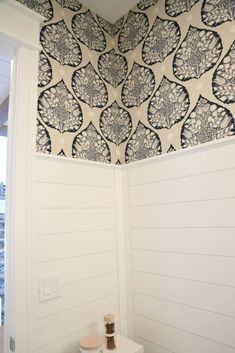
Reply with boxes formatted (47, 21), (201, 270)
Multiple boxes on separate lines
(32, 155), (125, 353)
(32, 138), (235, 353)
(126, 139), (235, 353)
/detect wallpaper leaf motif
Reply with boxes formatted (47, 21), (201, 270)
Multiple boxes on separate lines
(212, 40), (235, 104)
(181, 95), (235, 148)
(23, 0), (235, 163)
(38, 79), (83, 133)
(142, 16), (181, 65)
(72, 122), (111, 163)
(58, 149), (66, 156)
(72, 10), (106, 52)
(165, 0), (199, 17)
(17, 0), (53, 20)
(98, 49), (128, 88)
(55, 0), (82, 11)
(125, 121), (162, 163)
(36, 120), (51, 154)
(173, 26), (223, 81)
(38, 51), (52, 88)
(137, 0), (158, 10)
(201, 0), (235, 27)
(97, 16), (124, 37)
(72, 62), (108, 108)
(167, 144), (176, 152)
(148, 76), (190, 129)
(40, 20), (82, 67)
(118, 11), (149, 53)
(99, 101), (132, 146)
(121, 62), (155, 108)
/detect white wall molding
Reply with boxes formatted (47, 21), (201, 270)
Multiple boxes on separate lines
(36, 152), (117, 169)
(37, 134), (235, 170)
(1, 0), (44, 21)
(79, 0), (138, 23)
(127, 141), (235, 353)
(124, 136), (235, 169)
(114, 168), (134, 338)
(0, 0), (44, 50)
(33, 134), (235, 353)
(0, 2), (43, 352)
(33, 156), (120, 353)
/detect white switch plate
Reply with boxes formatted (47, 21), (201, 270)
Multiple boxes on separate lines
(39, 273), (62, 302)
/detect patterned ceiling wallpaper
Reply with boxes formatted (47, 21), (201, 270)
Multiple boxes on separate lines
(17, 0), (235, 164)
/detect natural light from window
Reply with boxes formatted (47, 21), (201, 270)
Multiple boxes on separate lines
(0, 137), (6, 184)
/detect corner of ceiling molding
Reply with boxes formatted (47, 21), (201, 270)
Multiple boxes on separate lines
(79, 0), (139, 24)
(2, 0), (45, 23)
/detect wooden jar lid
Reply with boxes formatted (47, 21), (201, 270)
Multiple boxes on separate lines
(104, 314), (115, 323)
(79, 336), (103, 350)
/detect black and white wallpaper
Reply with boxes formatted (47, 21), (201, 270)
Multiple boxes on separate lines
(17, 0), (235, 164)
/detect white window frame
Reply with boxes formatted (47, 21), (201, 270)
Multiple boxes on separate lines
(0, 1), (43, 352)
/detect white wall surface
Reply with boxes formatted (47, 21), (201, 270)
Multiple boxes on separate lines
(32, 138), (235, 353)
(126, 139), (235, 353)
(32, 155), (121, 353)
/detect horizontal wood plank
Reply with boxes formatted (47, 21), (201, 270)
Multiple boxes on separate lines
(37, 295), (119, 347)
(132, 250), (235, 287)
(135, 337), (172, 353)
(131, 228), (235, 256)
(130, 199), (235, 228)
(36, 273), (118, 319)
(35, 230), (116, 262)
(38, 322), (105, 353)
(36, 251), (117, 285)
(135, 315), (235, 353)
(133, 271), (235, 317)
(34, 208), (116, 235)
(35, 156), (114, 187)
(128, 143), (235, 186)
(129, 168), (235, 206)
(35, 183), (115, 209)
(134, 293), (235, 347)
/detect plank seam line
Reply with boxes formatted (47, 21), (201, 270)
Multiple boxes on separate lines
(36, 180), (114, 188)
(36, 206), (114, 210)
(129, 166), (235, 187)
(37, 292), (118, 320)
(132, 248), (235, 258)
(52, 270), (118, 288)
(35, 227), (116, 236)
(133, 291), (235, 319)
(132, 270), (235, 289)
(135, 335), (176, 353)
(131, 225), (235, 229)
(130, 195), (235, 208)
(134, 314), (235, 349)
(36, 249), (117, 264)
(37, 315), (119, 349)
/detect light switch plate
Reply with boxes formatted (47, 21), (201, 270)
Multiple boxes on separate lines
(39, 273), (62, 302)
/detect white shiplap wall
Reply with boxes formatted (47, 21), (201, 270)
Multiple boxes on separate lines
(127, 140), (235, 353)
(32, 139), (235, 353)
(32, 155), (121, 353)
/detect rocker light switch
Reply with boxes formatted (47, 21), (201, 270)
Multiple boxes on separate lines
(39, 273), (62, 302)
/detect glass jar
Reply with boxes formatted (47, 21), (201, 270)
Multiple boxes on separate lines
(104, 314), (116, 350)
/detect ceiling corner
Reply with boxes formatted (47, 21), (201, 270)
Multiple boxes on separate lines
(80, 0), (139, 23)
